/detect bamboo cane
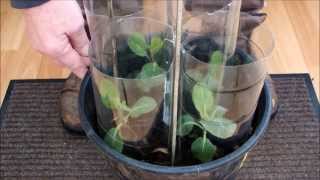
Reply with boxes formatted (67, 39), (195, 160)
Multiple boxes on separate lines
(170, 0), (183, 165)
(217, 0), (242, 100)
(223, 0), (242, 61)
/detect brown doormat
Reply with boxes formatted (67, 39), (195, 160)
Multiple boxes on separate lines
(0, 74), (319, 180)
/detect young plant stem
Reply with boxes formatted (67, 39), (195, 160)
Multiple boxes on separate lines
(202, 130), (207, 151)
(148, 52), (157, 70)
(147, 49), (154, 62)
(123, 113), (131, 124)
(113, 106), (132, 138)
(184, 121), (204, 130)
(115, 114), (138, 141)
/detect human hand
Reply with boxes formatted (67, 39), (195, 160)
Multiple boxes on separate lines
(23, 0), (90, 78)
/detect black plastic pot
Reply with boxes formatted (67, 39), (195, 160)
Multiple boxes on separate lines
(79, 73), (272, 180)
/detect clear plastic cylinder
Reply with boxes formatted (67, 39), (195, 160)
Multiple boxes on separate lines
(84, 0), (176, 164)
(176, 4), (274, 164)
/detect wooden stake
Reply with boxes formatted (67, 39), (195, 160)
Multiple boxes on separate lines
(170, 0), (183, 165)
(223, 0), (242, 62)
(217, 0), (242, 96)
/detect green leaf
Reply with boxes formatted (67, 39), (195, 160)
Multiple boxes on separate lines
(207, 51), (223, 86)
(177, 114), (195, 137)
(128, 32), (148, 57)
(136, 63), (165, 92)
(98, 79), (121, 109)
(119, 101), (131, 112)
(130, 96), (157, 118)
(205, 76), (219, 90)
(192, 84), (214, 120)
(210, 106), (227, 119)
(191, 137), (217, 163)
(136, 77), (164, 92)
(138, 62), (164, 78)
(104, 128), (124, 153)
(150, 36), (164, 57)
(210, 51), (224, 65)
(200, 118), (237, 139)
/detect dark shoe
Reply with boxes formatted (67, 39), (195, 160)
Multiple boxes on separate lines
(60, 73), (84, 134)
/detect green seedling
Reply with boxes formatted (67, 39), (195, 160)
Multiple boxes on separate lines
(97, 78), (157, 153)
(178, 84), (237, 162)
(128, 32), (168, 92)
(128, 32), (165, 77)
(179, 50), (237, 162)
(97, 32), (170, 153)
(187, 50), (224, 90)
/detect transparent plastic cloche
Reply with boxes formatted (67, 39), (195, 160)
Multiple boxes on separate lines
(84, 0), (177, 165)
(83, 0), (274, 166)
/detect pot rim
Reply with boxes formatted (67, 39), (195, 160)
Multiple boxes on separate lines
(181, 23), (275, 69)
(79, 73), (272, 175)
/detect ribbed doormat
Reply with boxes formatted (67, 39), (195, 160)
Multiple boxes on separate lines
(0, 74), (319, 180)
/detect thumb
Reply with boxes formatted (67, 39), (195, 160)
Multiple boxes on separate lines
(56, 42), (89, 79)
(68, 26), (90, 57)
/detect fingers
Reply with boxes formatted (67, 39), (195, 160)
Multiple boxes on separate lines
(56, 42), (89, 79)
(82, 56), (91, 66)
(72, 65), (88, 79)
(68, 26), (90, 57)
(21, 0), (90, 79)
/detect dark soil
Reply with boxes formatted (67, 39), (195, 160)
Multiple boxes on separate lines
(183, 36), (254, 66)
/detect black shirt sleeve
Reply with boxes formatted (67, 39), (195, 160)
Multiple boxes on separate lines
(11, 0), (50, 9)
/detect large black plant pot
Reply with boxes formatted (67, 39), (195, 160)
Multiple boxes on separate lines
(79, 73), (272, 180)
